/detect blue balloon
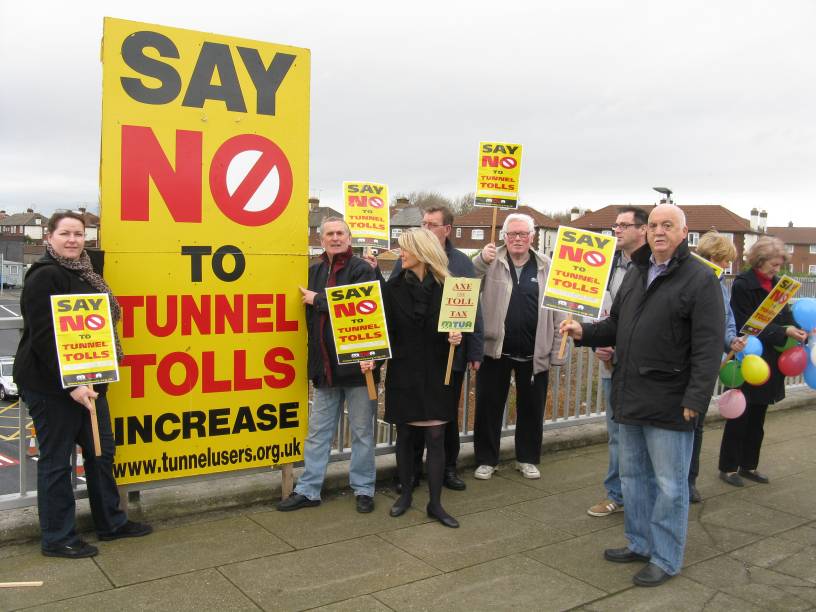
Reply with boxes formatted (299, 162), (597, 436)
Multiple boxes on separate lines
(792, 298), (816, 333)
(804, 361), (816, 390)
(737, 336), (763, 361)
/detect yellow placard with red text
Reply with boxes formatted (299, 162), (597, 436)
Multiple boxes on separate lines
(475, 141), (522, 209)
(51, 294), (119, 387)
(326, 281), (391, 363)
(438, 277), (481, 332)
(740, 275), (801, 336)
(542, 226), (617, 318)
(344, 181), (390, 249)
(100, 18), (309, 484)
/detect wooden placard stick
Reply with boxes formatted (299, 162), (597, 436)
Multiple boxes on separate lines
(558, 314), (572, 359)
(364, 370), (377, 400)
(722, 350), (736, 365)
(280, 463), (294, 498)
(0, 582), (44, 588)
(489, 207), (498, 244)
(88, 385), (102, 457)
(444, 345), (455, 385)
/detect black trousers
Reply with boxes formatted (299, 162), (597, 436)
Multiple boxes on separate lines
(688, 413), (705, 486)
(24, 388), (127, 548)
(718, 402), (769, 472)
(474, 356), (549, 466)
(411, 369), (465, 472)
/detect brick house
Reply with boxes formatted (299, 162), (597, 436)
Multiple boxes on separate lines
(451, 205), (561, 255)
(767, 224), (816, 275)
(307, 197), (343, 256)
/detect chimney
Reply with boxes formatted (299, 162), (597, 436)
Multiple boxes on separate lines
(395, 197), (410, 208)
(788, 221), (794, 228)
(26, 207), (34, 213)
(78, 207), (86, 213)
(749, 208), (759, 231)
(570, 207), (580, 221)
(759, 209), (768, 232)
(308, 197), (319, 212)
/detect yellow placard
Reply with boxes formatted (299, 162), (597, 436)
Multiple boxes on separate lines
(100, 18), (310, 484)
(691, 252), (724, 279)
(740, 275), (801, 336)
(326, 281), (391, 363)
(542, 226), (617, 318)
(343, 181), (390, 249)
(475, 141), (522, 209)
(51, 294), (119, 387)
(438, 277), (481, 332)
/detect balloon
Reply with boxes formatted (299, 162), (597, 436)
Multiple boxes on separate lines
(719, 360), (745, 388)
(804, 362), (816, 390)
(792, 298), (816, 332)
(741, 354), (771, 386)
(718, 389), (746, 419)
(778, 346), (808, 377)
(774, 327), (798, 352)
(812, 344), (816, 368)
(737, 336), (763, 361)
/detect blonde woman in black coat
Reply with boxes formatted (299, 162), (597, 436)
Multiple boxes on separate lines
(370, 228), (462, 527)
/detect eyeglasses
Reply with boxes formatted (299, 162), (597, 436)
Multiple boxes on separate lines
(421, 221), (447, 229)
(611, 223), (643, 230)
(505, 231), (531, 239)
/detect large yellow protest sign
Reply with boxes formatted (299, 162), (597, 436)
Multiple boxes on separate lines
(475, 141), (522, 209)
(100, 18), (309, 484)
(542, 226), (617, 318)
(326, 282), (391, 363)
(438, 277), (481, 331)
(343, 181), (390, 249)
(51, 294), (119, 387)
(740, 275), (801, 336)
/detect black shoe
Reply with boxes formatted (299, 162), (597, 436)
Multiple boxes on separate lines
(633, 562), (673, 587)
(394, 475), (422, 495)
(98, 520), (153, 541)
(277, 493), (321, 512)
(390, 495), (412, 517)
(689, 485), (702, 504)
(739, 469), (770, 484)
(603, 547), (650, 563)
(443, 469), (466, 491)
(356, 495), (375, 514)
(719, 471), (744, 487)
(427, 503), (459, 528)
(42, 540), (98, 559)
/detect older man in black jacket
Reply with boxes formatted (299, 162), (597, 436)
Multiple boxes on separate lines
(561, 204), (724, 587)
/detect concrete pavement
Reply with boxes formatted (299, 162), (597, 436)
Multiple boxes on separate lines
(1, 395), (815, 610)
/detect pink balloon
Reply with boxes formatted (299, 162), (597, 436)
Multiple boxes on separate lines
(718, 389), (746, 419)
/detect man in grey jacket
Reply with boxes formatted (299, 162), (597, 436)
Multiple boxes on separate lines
(472, 213), (567, 481)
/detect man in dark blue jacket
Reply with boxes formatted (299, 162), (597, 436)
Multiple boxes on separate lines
(561, 204), (724, 587)
(277, 217), (379, 514)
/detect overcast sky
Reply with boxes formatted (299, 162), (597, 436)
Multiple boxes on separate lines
(1, 1), (814, 227)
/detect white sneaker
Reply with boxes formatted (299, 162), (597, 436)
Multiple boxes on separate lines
(474, 465), (495, 480)
(516, 462), (541, 479)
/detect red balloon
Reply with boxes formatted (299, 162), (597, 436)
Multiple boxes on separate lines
(778, 346), (808, 377)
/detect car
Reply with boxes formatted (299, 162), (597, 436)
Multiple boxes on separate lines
(0, 356), (18, 401)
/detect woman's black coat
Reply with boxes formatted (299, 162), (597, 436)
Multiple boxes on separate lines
(729, 269), (796, 405)
(383, 271), (455, 424)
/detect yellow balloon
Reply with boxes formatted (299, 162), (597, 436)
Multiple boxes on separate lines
(741, 354), (770, 386)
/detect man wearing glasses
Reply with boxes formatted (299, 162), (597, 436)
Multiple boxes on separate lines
(472, 213), (567, 481)
(587, 207), (648, 518)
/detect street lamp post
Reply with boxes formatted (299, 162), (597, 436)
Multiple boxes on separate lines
(653, 186), (673, 205)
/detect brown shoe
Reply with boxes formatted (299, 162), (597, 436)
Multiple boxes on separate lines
(587, 499), (623, 517)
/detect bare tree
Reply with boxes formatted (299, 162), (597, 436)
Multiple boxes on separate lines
(548, 207), (591, 224)
(451, 192), (475, 215)
(392, 191), (453, 210)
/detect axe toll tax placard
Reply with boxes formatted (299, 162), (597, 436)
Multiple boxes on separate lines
(740, 275), (801, 336)
(438, 277), (481, 332)
(51, 294), (120, 387)
(326, 281), (391, 363)
(343, 181), (390, 249)
(542, 226), (617, 319)
(475, 141), (522, 209)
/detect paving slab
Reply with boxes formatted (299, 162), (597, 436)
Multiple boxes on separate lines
(498, 453), (608, 494)
(220, 534), (438, 611)
(0, 554), (110, 611)
(733, 468), (816, 520)
(379, 507), (571, 572)
(508, 484), (624, 536)
(374, 553), (605, 611)
(310, 595), (393, 611)
(22, 568), (260, 612)
(251, 492), (426, 549)
(581, 575), (722, 611)
(93, 515), (292, 586)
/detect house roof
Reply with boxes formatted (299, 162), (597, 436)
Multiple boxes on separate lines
(570, 204), (757, 233)
(0, 212), (48, 226)
(454, 205), (560, 229)
(308, 207), (342, 228)
(390, 206), (424, 227)
(767, 226), (816, 245)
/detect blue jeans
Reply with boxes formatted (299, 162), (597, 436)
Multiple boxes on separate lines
(601, 378), (623, 505)
(294, 386), (376, 500)
(619, 423), (694, 575)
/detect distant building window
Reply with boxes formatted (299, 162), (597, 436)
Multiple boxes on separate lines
(786, 244), (794, 253)
(35, 218), (41, 225)
(810, 265), (816, 275)
(687, 232), (700, 246)
(455, 227), (462, 238)
(392, 228), (403, 238)
(471, 229), (484, 240)
(810, 245), (816, 254)
(601, 230), (613, 236)
(721, 232), (734, 241)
